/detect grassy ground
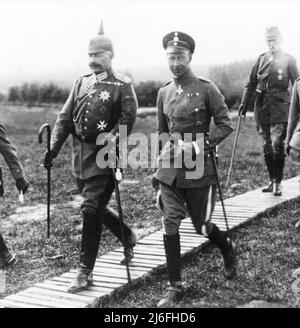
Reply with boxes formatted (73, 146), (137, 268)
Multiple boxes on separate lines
(0, 103), (299, 307)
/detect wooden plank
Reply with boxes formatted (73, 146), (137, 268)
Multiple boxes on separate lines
(22, 286), (96, 304)
(17, 289), (90, 308)
(1, 299), (48, 308)
(57, 272), (128, 284)
(35, 282), (111, 296)
(5, 294), (83, 308)
(94, 261), (151, 273)
(99, 257), (160, 269)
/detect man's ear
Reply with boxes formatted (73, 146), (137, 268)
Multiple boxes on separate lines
(189, 53), (193, 63)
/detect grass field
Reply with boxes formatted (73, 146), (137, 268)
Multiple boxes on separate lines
(0, 103), (299, 307)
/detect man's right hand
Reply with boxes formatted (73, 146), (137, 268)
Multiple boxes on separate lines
(238, 104), (247, 117)
(43, 150), (56, 169)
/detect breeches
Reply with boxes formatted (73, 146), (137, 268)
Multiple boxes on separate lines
(259, 123), (287, 156)
(76, 175), (114, 216)
(159, 181), (216, 236)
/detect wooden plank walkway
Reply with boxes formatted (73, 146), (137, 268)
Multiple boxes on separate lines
(1, 176), (299, 308)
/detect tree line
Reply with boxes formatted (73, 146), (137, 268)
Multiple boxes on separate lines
(2, 59), (255, 109)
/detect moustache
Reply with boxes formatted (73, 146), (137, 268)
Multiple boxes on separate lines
(89, 63), (103, 69)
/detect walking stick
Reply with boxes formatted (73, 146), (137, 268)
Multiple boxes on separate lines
(225, 114), (243, 190)
(38, 123), (51, 238)
(111, 163), (131, 283)
(210, 149), (232, 244)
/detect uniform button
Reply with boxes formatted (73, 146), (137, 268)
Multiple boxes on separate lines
(84, 127), (87, 130)
(89, 95), (93, 98)
(82, 136), (86, 140)
(87, 102), (91, 105)
(85, 118), (88, 121)
(195, 108), (199, 112)
(86, 110), (89, 113)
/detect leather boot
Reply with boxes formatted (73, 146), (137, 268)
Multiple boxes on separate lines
(208, 224), (237, 280)
(157, 281), (187, 308)
(67, 212), (101, 293)
(103, 207), (136, 264)
(157, 234), (182, 307)
(0, 232), (16, 267)
(273, 154), (284, 196)
(262, 154), (274, 192)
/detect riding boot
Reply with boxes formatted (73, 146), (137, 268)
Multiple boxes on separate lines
(157, 233), (182, 307)
(102, 207), (136, 264)
(207, 224), (237, 280)
(273, 154), (285, 196)
(67, 212), (102, 293)
(0, 232), (16, 267)
(262, 154), (274, 192)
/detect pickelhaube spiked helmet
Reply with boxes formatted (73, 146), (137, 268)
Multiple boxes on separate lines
(88, 20), (114, 56)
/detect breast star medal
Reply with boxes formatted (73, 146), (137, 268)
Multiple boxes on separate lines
(99, 90), (111, 102)
(97, 120), (108, 131)
(176, 84), (183, 95)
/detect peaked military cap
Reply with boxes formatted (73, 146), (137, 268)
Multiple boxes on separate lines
(163, 31), (195, 54)
(88, 20), (114, 55)
(265, 26), (282, 39)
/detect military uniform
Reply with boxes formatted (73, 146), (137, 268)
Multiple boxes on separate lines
(48, 24), (138, 292)
(0, 122), (28, 266)
(241, 27), (299, 194)
(155, 31), (236, 307)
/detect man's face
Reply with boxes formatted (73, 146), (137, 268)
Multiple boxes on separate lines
(167, 51), (192, 78)
(266, 36), (282, 54)
(88, 51), (112, 74)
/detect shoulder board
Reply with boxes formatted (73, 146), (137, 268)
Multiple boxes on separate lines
(198, 76), (211, 83)
(161, 80), (172, 88)
(295, 77), (300, 83)
(114, 72), (131, 84)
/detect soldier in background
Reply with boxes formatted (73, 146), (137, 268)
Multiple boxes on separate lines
(0, 122), (29, 267)
(44, 23), (138, 293)
(152, 31), (237, 307)
(239, 26), (299, 196)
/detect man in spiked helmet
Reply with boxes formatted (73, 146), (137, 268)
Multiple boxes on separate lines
(44, 21), (138, 293)
(152, 31), (237, 307)
(238, 26), (299, 196)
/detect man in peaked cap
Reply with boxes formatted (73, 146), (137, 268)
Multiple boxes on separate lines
(239, 26), (299, 196)
(44, 22), (138, 293)
(152, 31), (237, 307)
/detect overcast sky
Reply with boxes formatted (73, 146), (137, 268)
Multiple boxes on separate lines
(1, 0), (300, 80)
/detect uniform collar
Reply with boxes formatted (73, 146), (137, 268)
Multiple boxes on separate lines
(173, 68), (196, 87)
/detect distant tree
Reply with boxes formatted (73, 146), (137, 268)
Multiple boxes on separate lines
(0, 92), (6, 102)
(135, 80), (162, 107)
(8, 86), (21, 102)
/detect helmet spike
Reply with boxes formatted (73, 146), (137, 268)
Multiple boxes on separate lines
(98, 20), (104, 35)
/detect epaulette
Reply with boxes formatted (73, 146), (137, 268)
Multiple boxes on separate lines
(161, 80), (172, 88)
(198, 76), (211, 83)
(295, 77), (300, 83)
(114, 72), (131, 84)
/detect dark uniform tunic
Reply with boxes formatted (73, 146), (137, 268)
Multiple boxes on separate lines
(154, 70), (233, 235)
(50, 70), (137, 243)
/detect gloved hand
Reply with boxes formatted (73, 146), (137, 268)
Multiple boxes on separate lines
(286, 145), (291, 156)
(16, 177), (29, 194)
(43, 150), (56, 169)
(151, 176), (160, 190)
(238, 104), (247, 117)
